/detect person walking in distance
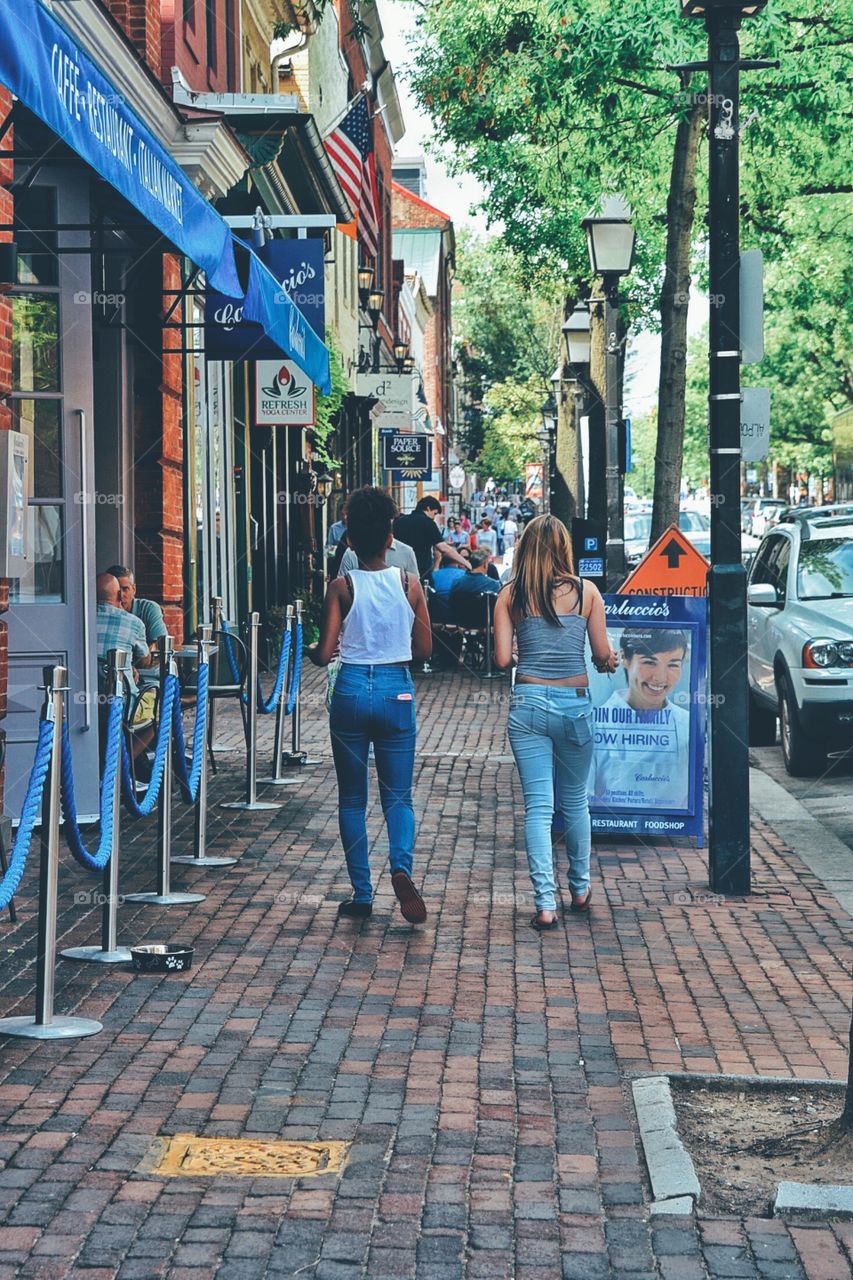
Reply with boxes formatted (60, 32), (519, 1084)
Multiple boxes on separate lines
(494, 515), (617, 930)
(307, 487), (432, 924)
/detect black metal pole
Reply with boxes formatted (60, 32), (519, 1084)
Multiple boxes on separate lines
(706, 9), (750, 895)
(604, 277), (626, 587)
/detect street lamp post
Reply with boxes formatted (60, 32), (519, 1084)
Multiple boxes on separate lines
(538, 395), (557, 514)
(682, 0), (766, 896)
(563, 305), (592, 517)
(582, 197), (635, 588)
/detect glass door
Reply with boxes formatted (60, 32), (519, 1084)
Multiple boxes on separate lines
(5, 171), (100, 820)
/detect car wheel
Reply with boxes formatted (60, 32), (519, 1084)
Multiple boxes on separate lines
(778, 673), (825, 776)
(748, 688), (777, 747)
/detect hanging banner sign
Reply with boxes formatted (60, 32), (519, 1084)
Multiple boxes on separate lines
(576, 594), (707, 841)
(255, 360), (315, 426)
(381, 432), (430, 471)
(390, 468), (431, 483)
(206, 238), (325, 360)
(525, 462), (544, 501)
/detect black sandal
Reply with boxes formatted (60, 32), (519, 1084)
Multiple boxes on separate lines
(530, 912), (559, 932)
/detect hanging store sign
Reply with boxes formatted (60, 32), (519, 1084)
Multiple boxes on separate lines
(206, 238), (325, 360)
(206, 239), (326, 358)
(255, 360), (316, 427)
(357, 372), (414, 426)
(381, 432), (430, 472)
(0, 0), (240, 295)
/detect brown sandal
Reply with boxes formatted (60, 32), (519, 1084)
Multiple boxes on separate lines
(391, 871), (427, 924)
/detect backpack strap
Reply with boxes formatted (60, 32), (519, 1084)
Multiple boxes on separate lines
(343, 571), (355, 604)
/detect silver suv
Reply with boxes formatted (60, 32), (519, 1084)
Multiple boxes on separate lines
(747, 506), (853, 774)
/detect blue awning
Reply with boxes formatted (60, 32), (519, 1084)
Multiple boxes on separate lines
(241, 246), (331, 395)
(0, 0), (241, 296)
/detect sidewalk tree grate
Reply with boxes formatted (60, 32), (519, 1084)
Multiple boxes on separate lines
(146, 1135), (349, 1178)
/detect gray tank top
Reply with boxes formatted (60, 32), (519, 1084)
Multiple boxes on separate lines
(515, 611), (588, 680)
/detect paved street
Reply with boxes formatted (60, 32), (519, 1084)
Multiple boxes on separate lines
(1, 667), (852, 1279)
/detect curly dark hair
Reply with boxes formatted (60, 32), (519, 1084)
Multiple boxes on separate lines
(343, 486), (397, 559)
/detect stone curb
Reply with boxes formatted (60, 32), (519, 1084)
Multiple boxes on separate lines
(774, 1181), (853, 1219)
(631, 1075), (700, 1214)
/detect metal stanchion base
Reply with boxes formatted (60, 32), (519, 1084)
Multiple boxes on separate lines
(123, 891), (207, 905)
(210, 744), (239, 754)
(171, 855), (238, 867)
(256, 775), (301, 786)
(278, 753), (322, 767)
(0, 1015), (103, 1040)
(60, 945), (133, 964)
(477, 672), (505, 681)
(219, 800), (282, 811)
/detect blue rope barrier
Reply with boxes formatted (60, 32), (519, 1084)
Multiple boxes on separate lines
(121, 672), (178, 818)
(60, 695), (124, 873)
(0, 719), (53, 913)
(220, 619), (292, 715)
(286, 621), (303, 715)
(256, 628), (291, 715)
(172, 662), (209, 804)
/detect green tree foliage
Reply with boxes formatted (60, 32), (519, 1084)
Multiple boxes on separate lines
(454, 230), (560, 457)
(476, 377), (544, 486)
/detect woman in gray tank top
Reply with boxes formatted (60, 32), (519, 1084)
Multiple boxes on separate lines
(494, 516), (617, 930)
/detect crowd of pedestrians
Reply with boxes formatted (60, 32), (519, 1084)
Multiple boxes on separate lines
(310, 486), (616, 934)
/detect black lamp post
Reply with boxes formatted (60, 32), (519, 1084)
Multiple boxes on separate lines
(367, 289), (384, 373)
(538, 395), (557, 514)
(562, 305), (592, 518)
(393, 338), (410, 373)
(358, 264), (375, 310)
(582, 195), (635, 588)
(681, 0), (766, 897)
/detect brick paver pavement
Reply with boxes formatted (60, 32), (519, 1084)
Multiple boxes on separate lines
(1, 666), (851, 1279)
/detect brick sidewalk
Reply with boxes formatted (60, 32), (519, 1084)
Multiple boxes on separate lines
(1, 666), (851, 1279)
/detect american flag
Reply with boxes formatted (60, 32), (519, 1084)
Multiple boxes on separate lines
(324, 96), (380, 258)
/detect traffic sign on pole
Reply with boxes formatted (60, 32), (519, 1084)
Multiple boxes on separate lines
(619, 525), (710, 597)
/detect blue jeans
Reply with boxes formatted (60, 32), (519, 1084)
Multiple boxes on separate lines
(507, 686), (594, 911)
(329, 663), (417, 903)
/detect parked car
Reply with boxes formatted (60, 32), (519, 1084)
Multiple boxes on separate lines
(748, 497), (788, 538)
(747, 508), (853, 774)
(624, 509), (711, 568)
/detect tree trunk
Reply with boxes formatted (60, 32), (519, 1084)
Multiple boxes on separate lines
(587, 300), (607, 528)
(840, 1005), (853, 1133)
(651, 100), (704, 543)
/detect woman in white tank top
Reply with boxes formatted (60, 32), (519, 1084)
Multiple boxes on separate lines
(308, 487), (432, 924)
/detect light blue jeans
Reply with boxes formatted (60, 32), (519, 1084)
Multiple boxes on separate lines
(507, 685), (594, 911)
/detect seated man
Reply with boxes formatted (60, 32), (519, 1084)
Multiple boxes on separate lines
(430, 555), (467, 601)
(96, 573), (154, 763)
(105, 564), (168, 651)
(449, 549), (502, 602)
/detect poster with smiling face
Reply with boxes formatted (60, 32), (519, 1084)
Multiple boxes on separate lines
(581, 595), (707, 838)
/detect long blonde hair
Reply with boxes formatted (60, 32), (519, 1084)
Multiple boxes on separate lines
(508, 514), (579, 625)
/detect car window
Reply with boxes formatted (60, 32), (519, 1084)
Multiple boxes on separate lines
(625, 513), (652, 542)
(749, 534), (785, 587)
(797, 537), (853, 600)
(771, 539), (791, 602)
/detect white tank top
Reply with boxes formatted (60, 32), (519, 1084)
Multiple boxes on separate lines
(339, 568), (414, 665)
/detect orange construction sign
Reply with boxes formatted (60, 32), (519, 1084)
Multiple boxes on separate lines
(619, 523), (710, 597)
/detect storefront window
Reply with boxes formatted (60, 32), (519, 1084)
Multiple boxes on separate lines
(12, 295), (60, 392)
(10, 504), (64, 604)
(11, 399), (62, 498)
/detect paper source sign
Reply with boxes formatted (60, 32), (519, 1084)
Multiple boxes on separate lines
(255, 360), (315, 426)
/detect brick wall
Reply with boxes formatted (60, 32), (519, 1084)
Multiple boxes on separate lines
(103, 0), (161, 81)
(132, 255), (185, 645)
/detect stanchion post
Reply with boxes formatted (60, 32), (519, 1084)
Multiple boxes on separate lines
(125, 636), (206, 904)
(0, 666), (102, 1039)
(258, 605), (300, 787)
(280, 600), (321, 767)
(62, 649), (133, 964)
(208, 595), (236, 755)
(480, 594), (503, 681)
(172, 626), (239, 866)
(221, 612), (281, 811)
